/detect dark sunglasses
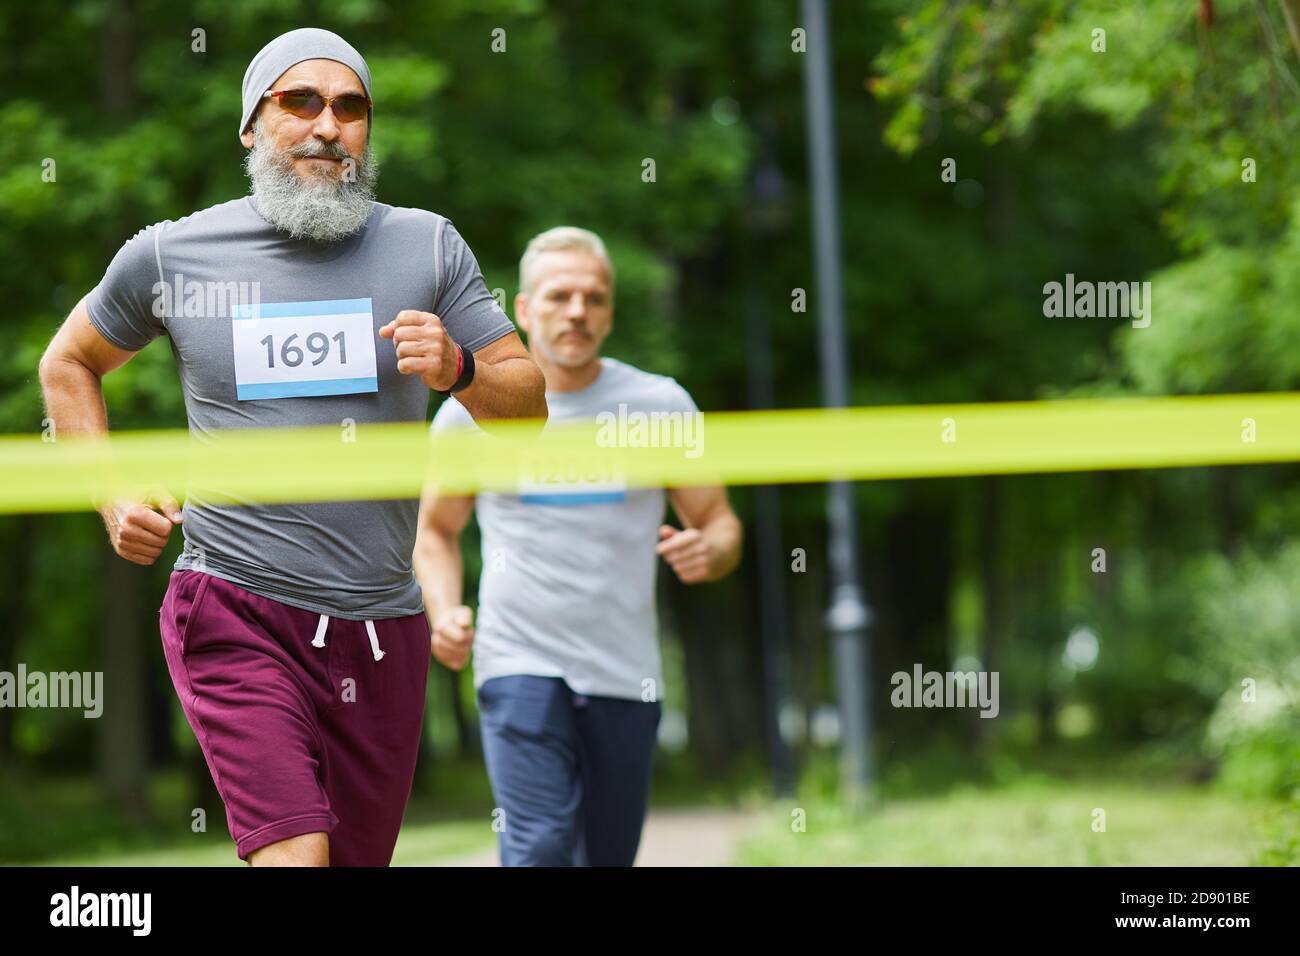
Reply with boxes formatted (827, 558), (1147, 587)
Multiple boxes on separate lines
(263, 89), (371, 124)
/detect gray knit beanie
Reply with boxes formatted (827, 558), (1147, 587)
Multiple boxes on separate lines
(239, 28), (372, 139)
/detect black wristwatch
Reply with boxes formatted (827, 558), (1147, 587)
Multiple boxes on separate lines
(441, 343), (475, 395)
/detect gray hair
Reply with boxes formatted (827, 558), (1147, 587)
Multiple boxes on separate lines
(518, 226), (614, 296)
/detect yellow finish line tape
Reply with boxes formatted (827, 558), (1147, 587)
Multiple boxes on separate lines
(1, 392), (1297, 514)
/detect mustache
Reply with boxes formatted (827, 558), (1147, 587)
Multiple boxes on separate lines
(286, 139), (353, 161)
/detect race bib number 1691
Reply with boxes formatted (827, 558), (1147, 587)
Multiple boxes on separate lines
(231, 297), (379, 400)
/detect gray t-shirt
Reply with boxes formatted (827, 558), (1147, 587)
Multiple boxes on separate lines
(432, 357), (700, 700)
(86, 196), (514, 619)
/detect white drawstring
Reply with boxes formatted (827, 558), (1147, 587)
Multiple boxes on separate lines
(365, 620), (385, 662)
(311, 613), (384, 662)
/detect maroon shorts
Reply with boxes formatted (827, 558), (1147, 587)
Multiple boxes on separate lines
(159, 569), (429, 865)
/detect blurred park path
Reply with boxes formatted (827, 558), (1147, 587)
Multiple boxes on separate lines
(425, 807), (761, 867)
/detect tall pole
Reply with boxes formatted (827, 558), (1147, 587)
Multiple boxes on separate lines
(800, 0), (873, 806)
(745, 147), (795, 794)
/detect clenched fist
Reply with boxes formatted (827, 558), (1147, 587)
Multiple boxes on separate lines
(100, 488), (183, 565)
(379, 310), (461, 392)
(656, 524), (713, 584)
(432, 604), (475, 670)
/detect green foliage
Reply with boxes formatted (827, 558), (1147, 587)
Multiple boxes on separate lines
(876, 0), (1300, 251)
(1117, 201), (1300, 394)
(1253, 799), (1300, 865)
(1194, 543), (1300, 799)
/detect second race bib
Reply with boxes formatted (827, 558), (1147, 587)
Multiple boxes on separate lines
(516, 447), (628, 506)
(231, 297), (378, 400)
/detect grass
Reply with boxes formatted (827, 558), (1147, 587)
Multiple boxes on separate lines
(41, 819), (496, 867)
(1, 761), (503, 866)
(34, 778), (1286, 866)
(7, 744), (1294, 866)
(735, 776), (1289, 866)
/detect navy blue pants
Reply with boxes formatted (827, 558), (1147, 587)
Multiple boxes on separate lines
(477, 675), (662, 866)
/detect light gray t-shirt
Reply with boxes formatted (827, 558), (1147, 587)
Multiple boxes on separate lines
(432, 357), (700, 700)
(86, 196), (514, 619)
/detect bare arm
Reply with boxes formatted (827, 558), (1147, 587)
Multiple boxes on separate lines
(38, 298), (183, 563)
(39, 297), (134, 437)
(413, 483), (476, 669)
(659, 484), (743, 584)
(455, 331), (548, 425)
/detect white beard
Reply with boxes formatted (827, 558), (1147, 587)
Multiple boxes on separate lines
(244, 122), (378, 243)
